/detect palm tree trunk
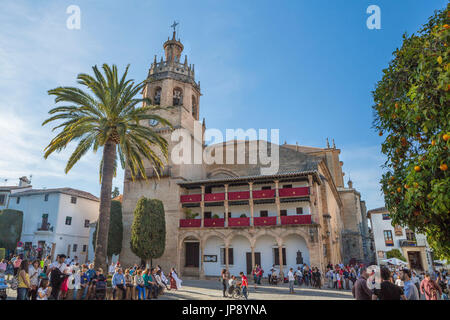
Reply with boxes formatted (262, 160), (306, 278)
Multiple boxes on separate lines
(94, 140), (116, 272)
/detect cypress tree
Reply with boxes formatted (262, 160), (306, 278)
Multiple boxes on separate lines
(130, 197), (166, 266)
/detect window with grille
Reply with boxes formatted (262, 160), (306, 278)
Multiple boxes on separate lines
(274, 248), (286, 266)
(71, 196), (77, 204)
(65, 216), (72, 225)
(296, 207), (303, 215)
(260, 210), (268, 217)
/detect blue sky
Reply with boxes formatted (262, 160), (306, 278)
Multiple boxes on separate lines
(0, 0), (447, 210)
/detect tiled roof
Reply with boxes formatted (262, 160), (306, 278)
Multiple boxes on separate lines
(0, 186), (32, 191)
(10, 188), (99, 202)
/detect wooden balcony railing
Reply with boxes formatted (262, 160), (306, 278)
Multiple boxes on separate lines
(203, 218), (225, 227)
(228, 191), (250, 201)
(179, 219), (201, 228)
(204, 193), (225, 202)
(228, 217), (250, 227)
(280, 215), (312, 225)
(252, 189), (276, 199)
(278, 187), (309, 198)
(180, 194), (202, 203)
(253, 216), (277, 226)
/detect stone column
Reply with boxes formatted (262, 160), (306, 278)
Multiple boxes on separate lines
(308, 175), (318, 224)
(224, 184), (229, 227)
(201, 185), (205, 227)
(251, 245), (255, 273)
(225, 245), (229, 271)
(249, 182), (254, 226)
(278, 242), (284, 278)
(200, 239), (205, 279)
(275, 180), (281, 225)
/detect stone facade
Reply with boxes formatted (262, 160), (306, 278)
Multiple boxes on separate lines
(120, 30), (371, 276)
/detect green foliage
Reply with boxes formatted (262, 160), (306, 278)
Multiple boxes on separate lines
(92, 200), (123, 257)
(386, 249), (407, 262)
(42, 63), (173, 183)
(0, 210), (23, 251)
(130, 197), (166, 262)
(240, 214), (247, 218)
(0, 248), (5, 260)
(183, 208), (198, 219)
(372, 5), (450, 260)
(212, 214), (220, 219)
(111, 187), (120, 198)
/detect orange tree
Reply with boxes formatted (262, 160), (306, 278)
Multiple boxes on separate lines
(373, 5), (450, 260)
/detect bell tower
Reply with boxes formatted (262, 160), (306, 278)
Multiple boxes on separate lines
(120, 23), (205, 269)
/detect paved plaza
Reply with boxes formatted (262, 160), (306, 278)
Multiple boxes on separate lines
(6, 279), (354, 300)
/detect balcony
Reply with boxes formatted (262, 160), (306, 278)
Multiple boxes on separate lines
(228, 217), (250, 227)
(179, 219), (201, 228)
(180, 194), (202, 203)
(228, 191), (250, 201)
(385, 240), (394, 247)
(254, 216), (277, 226)
(204, 193), (225, 202)
(399, 239), (417, 247)
(280, 215), (312, 225)
(203, 218), (225, 228)
(279, 187), (309, 198)
(252, 189), (276, 199)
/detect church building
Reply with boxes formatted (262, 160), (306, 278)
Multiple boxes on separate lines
(120, 28), (373, 277)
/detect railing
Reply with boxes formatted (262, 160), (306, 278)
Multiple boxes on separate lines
(204, 193), (225, 202)
(254, 216), (277, 226)
(179, 219), (201, 228)
(399, 239), (417, 247)
(181, 187), (310, 203)
(228, 217), (250, 227)
(280, 215), (312, 225)
(279, 187), (309, 197)
(385, 240), (394, 246)
(180, 194), (202, 203)
(252, 189), (276, 199)
(228, 191), (250, 201)
(203, 218), (225, 228)
(36, 223), (50, 231)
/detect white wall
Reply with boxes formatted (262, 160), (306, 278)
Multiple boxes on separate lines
(9, 192), (99, 263)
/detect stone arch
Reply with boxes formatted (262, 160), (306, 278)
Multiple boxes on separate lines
(254, 233), (278, 272)
(203, 231), (226, 245)
(228, 234), (252, 276)
(173, 87), (183, 106)
(283, 232), (311, 267)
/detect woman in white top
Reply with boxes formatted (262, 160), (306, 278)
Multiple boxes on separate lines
(67, 266), (81, 300)
(170, 268), (182, 289)
(29, 260), (42, 300)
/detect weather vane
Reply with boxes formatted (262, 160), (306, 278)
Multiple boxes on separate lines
(171, 21), (179, 33)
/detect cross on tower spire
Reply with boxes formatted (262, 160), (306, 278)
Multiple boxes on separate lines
(171, 21), (179, 33)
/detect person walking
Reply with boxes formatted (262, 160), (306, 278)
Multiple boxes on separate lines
(221, 269), (228, 297)
(28, 260), (41, 300)
(401, 269), (419, 300)
(239, 272), (248, 300)
(352, 267), (372, 300)
(420, 272), (442, 300)
(288, 268), (295, 294)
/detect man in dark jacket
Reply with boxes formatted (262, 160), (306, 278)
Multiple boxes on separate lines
(352, 267), (372, 300)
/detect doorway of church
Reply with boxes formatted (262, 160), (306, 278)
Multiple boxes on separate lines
(246, 252), (261, 275)
(185, 242), (200, 268)
(407, 251), (423, 271)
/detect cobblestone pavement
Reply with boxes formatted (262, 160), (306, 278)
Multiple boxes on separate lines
(6, 280), (354, 300)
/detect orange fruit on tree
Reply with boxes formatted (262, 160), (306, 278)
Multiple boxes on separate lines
(440, 163), (448, 171)
(431, 140), (436, 146)
(443, 134), (449, 141)
(414, 166), (421, 172)
(397, 187), (402, 193)
(390, 176), (395, 181)
(404, 184), (409, 189)
(413, 182), (419, 188)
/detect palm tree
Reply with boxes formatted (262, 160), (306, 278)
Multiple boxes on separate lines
(42, 64), (172, 270)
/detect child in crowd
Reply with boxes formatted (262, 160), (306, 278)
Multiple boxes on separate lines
(37, 279), (51, 300)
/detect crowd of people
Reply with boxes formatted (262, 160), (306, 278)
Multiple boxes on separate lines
(0, 253), (183, 300)
(1, 253), (449, 301)
(352, 265), (449, 300)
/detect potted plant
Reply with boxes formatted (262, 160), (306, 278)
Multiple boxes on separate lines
(240, 214), (247, 218)
(212, 214), (220, 219)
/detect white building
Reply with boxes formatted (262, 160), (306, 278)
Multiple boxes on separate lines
(0, 176), (33, 210)
(8, 188), (99, 263)
(367, 207), (433, 271)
